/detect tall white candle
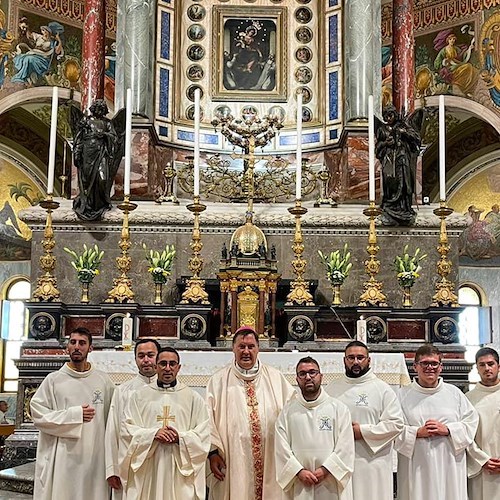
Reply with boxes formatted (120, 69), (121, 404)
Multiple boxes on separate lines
(296, 91), (303, 200)
(368, 95), (375, 202)
(124, 88), (132, 197)
(47, 86), (58, 196)
(194, 88), (201, 197)
(122, 313), (133, 347)
(439, 95), (446, 202)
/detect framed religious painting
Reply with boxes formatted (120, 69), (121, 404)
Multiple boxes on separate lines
(212, 6), (287, 101)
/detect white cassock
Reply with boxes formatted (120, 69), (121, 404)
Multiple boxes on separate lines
(466, 382), (500, 500)
(31, 363), (115, 500)
(206, 361), (295, 500)
(395, 378), (479, 500)
(326, 370), (404, 500)
(105, 373), (156, 500)
(120, 381), (210, 500)
(274, 388), (354, 500)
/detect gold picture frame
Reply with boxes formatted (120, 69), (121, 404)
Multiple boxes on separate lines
(212, 5), (287, 102)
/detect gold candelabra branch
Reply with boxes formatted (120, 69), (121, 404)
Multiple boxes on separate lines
(285, 200), (315, 306)
(358, 202), (387, 306)
(106, 196), (137, 303)
(180, 195), (209, 304)
(431, 202), (459, 307)
(32, 196), (61, 301)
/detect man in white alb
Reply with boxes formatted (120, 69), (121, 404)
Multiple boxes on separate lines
(396, 343), (478, 500)
(326, 340), (403, 499)
(275, 356), (354, 499)
(206, 325), (295, 500)
(121, 347), (210, 499)
(31, 327), (115, 500)
(466, 346), (500, 500)
(105, 338), (160, 498)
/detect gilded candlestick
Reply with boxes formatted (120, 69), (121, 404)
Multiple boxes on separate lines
(285, 200), (315, 306)
(180, 195), (209, 304)
(32, 197), (61, 302)
(358, 202), (387, 307)
(106, 196), (137, 303)
(431, 202), (459, 307)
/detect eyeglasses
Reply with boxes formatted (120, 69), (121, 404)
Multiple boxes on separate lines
(416, 361), (441, 369)
(157, 360), (179, 368)
(297, 369), (320, 379)
(345, 355), (368, 362)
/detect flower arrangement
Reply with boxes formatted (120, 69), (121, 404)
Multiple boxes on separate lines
(394, 245), (427, 288)
(318, 244), (352, 285)
(64, 244), (104, 283)
(143, 243), (176, 284)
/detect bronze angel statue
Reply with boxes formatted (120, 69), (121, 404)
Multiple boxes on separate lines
(70, 100), (126, 221)
(375, 105), (425, 226)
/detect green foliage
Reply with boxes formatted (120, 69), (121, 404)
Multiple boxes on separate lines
(318, 244), (352, 285)
(64, 244), (104, 283)
(143, 243), (176, 283)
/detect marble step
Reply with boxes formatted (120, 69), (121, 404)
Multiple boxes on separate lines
(0, 462), (34, 495)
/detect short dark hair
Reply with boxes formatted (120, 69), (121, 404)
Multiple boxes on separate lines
(415, 344), (442, 362)
(70, 327), (92, 345)
(134, 338), (161, 356)
(345, 340), (369, 353)
(296, 356), (320, 373)
(232, 326), (259, 345)
(475, 347), (499, 363)
(0, 400), (7, 405)
(157, 346), (180, 363)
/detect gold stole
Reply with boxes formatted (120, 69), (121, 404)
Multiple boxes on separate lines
(245, 380), (264, 500)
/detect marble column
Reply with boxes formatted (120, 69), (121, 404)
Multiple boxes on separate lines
(392, 0), (415, 115)
(81, 0), (106, 112)
(344, 0), (381, 121)
(116, 0), (155, 117)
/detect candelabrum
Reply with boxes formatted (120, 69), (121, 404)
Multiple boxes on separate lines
(32, 197), (61, 302)
(106, 197), (137, 303)
(358, 202), (387, 307)
(314, 167), (337, 207)
(180, 195), (210, 304)
(431, 202), (459, 307)
(285, 200), (315, 306)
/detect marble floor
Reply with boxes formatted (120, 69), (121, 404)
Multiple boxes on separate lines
(0, 491), (32, 499)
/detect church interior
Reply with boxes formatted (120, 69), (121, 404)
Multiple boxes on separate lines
(0, 0), (500, 493)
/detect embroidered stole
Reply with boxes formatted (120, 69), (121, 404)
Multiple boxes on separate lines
(245, 380), (264, 500)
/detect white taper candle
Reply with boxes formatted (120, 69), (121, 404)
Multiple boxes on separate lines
(439, 95), (446, 202)
(194, 88), (201, 197)
(47, 86), (58, 196)
(368, 95), (375, 202)
(124, 88), (132, 197)
(296, 91), (303, 200)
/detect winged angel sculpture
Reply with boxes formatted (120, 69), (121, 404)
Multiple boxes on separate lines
(70, 100), (126, 221)
(375, 105), (425, 226)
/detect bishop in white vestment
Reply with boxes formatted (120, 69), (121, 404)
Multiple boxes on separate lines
(326, 342), (404, 500)
(105, 339), (159, 499)
(206, 327), (295, 500)
(395, 345), (478, 500)
(275, 357), (354, 500)
(120, 347), (210, 500)
(466, 347), (500, 500)
(31, 329), (115, 500)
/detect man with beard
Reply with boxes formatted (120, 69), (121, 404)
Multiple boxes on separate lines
(275, 356), (354, 499)
(326, 341), (403, 499)
(120, 347), (210, 499)
(395, 344), (478, 500)
(466, 347), (500, 500)
(31, 327), (115, 500)
(105, 338), (160, 499)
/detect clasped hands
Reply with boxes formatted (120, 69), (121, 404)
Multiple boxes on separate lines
(483, 458), (500, 474)
(417, 419), (450, 438)
(154, 426), (179, 444)
(297, 466), (330, 486)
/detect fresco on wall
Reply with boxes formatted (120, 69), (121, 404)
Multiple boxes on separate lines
(0, 156), (42, 261)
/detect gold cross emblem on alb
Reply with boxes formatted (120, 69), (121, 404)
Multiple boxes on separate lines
(156, 406), (176, 427)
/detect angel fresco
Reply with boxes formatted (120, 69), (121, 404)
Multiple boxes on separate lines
(375, 105), (423, 226)
(70, 100), (126, 221)
(11, 21), (64, 86)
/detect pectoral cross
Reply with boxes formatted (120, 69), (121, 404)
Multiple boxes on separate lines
(156, 406), (176, 427)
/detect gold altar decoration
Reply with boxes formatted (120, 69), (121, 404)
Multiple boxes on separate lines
(32, 197), (61, 302)
(180, 196), (209, 305)
(431, 203), (459, 307)
(106, 197), (137, 303)
(285, 200), (315, 306)
(155, 162), (179, 204)
(314, 168), (337, 207)
(358, 203), (387, 307)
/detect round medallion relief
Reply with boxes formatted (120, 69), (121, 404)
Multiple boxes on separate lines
(295, 7), (313, 24)
(187, 4), (206, 21)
